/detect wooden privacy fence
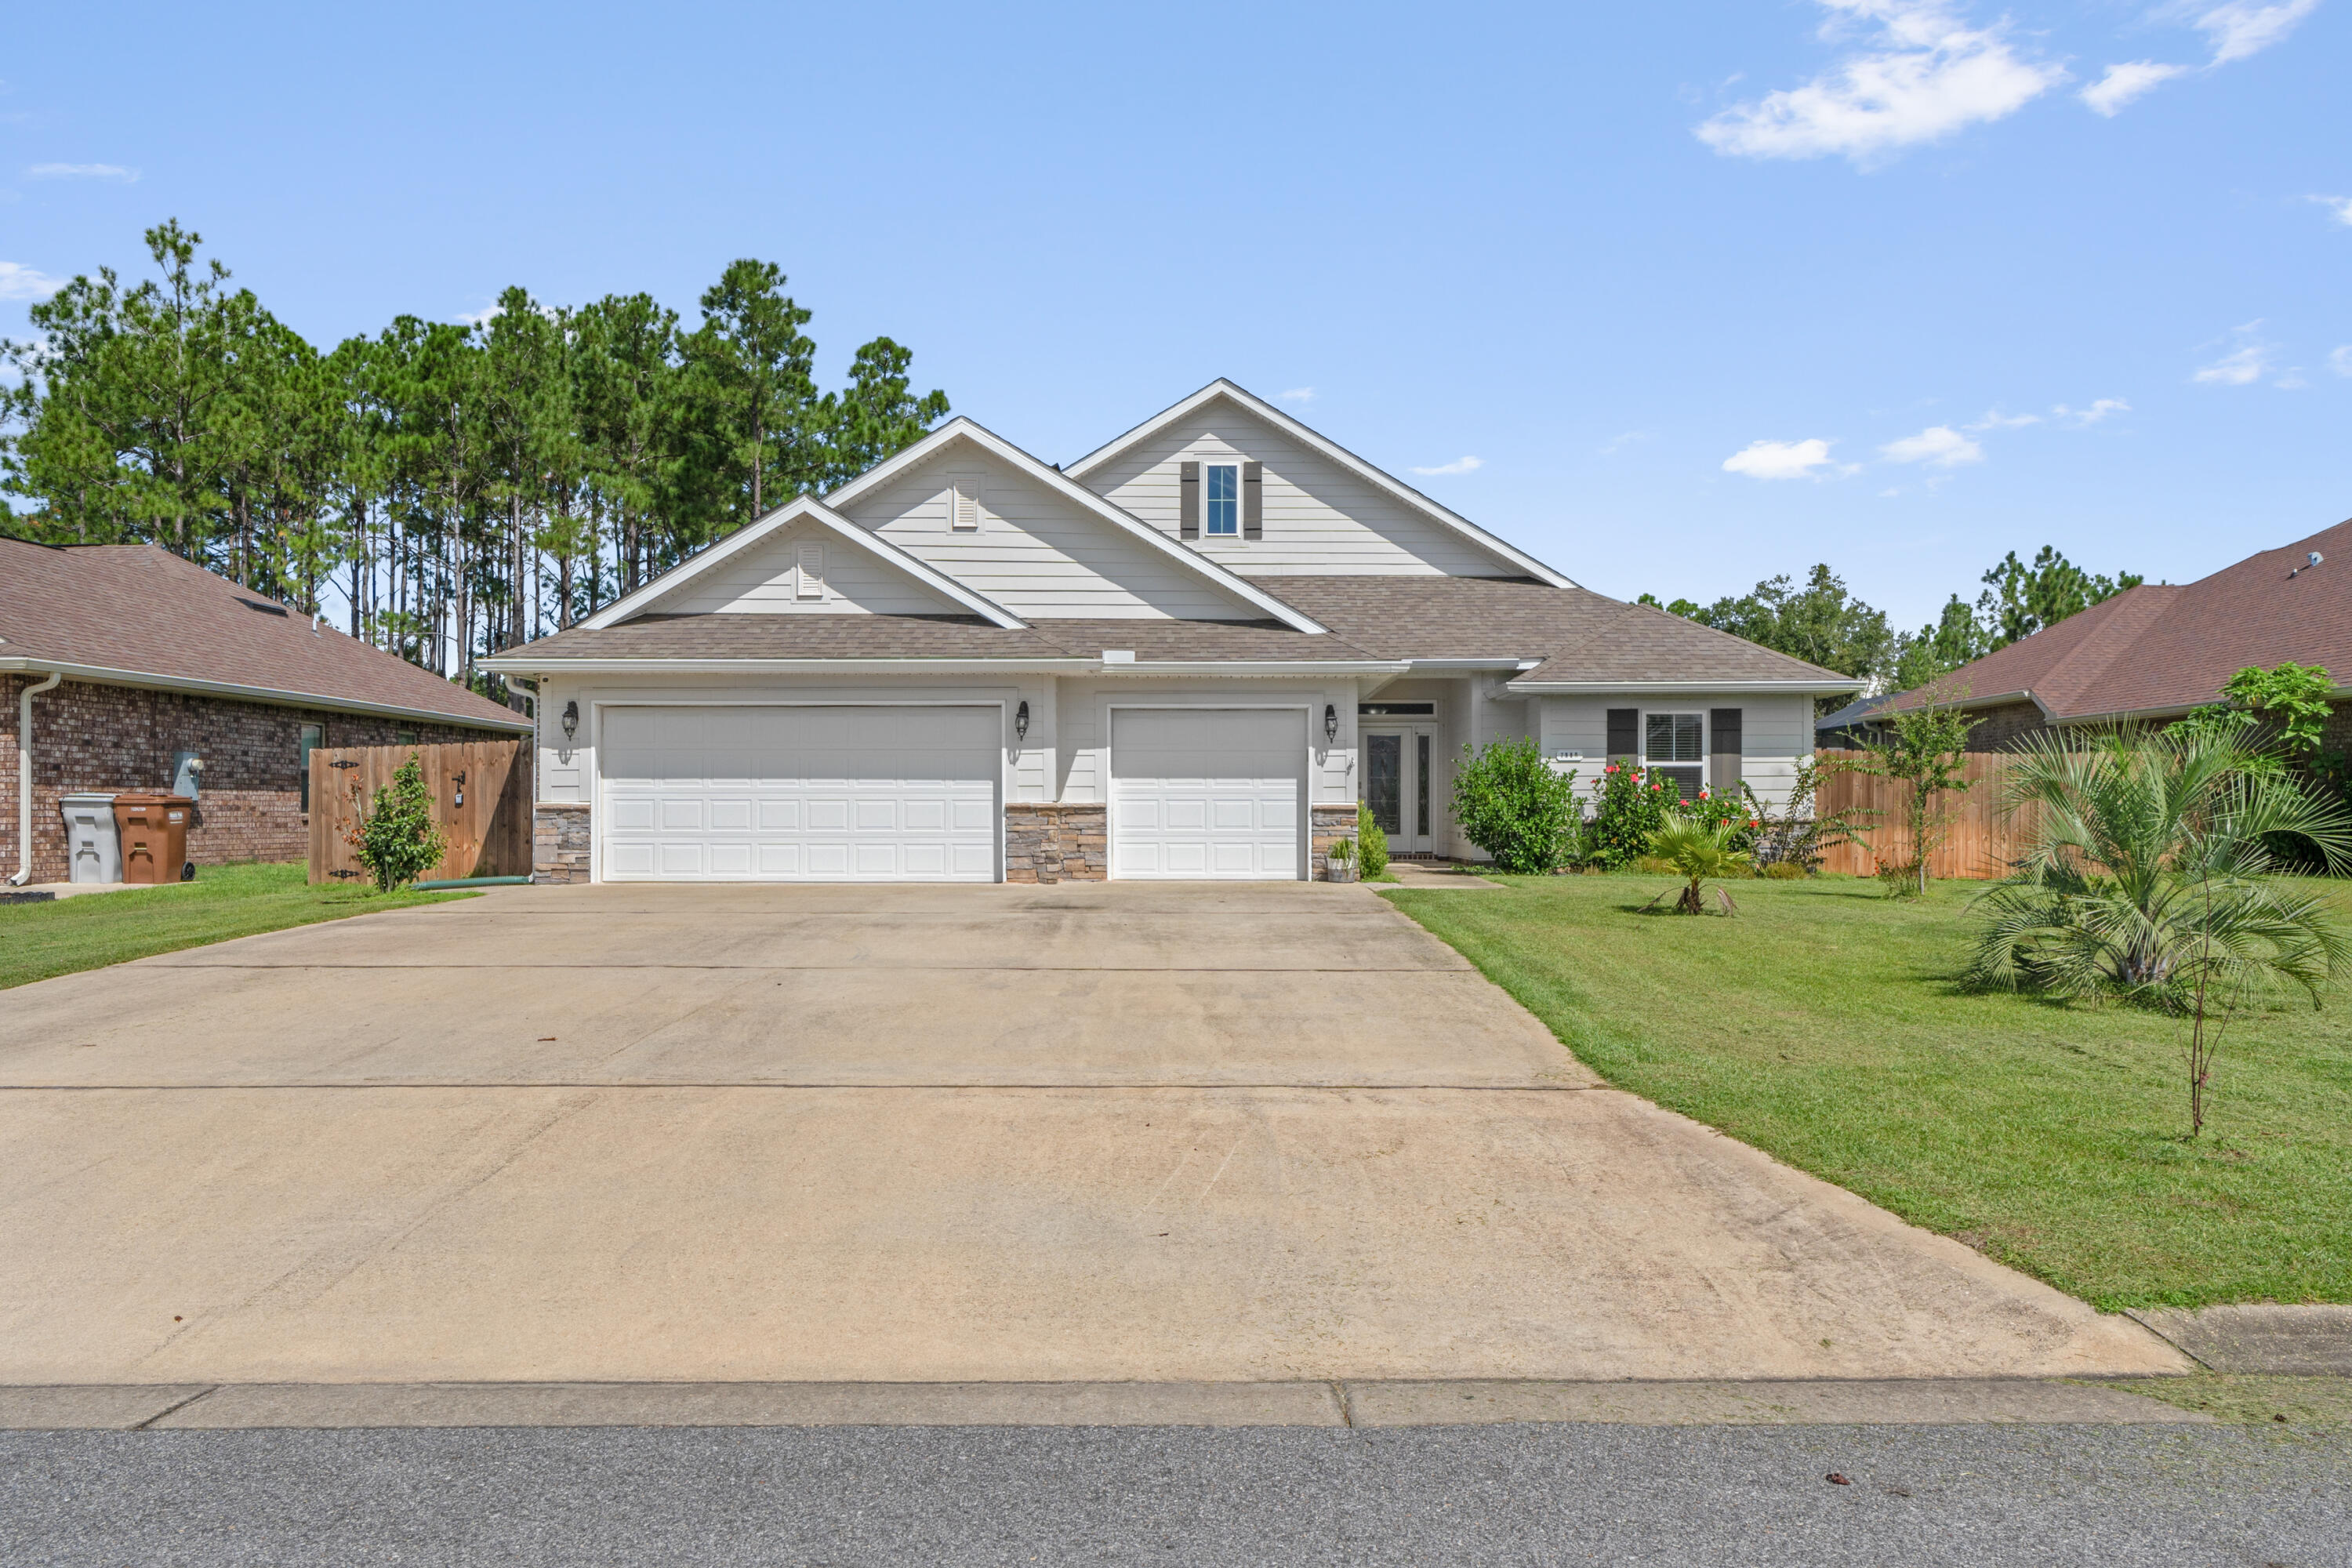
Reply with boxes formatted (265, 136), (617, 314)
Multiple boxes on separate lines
(1811, 749), (2035, 881)
(308, 740), (533, 884)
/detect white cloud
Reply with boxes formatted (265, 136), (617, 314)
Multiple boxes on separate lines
(2194, 330), (2272, 384)
(1409, 455), (1483, 476)
(2307, 194), (2352, 227)
(2053, 397), (2130, 425)
(1880, 424), (1984, 466)
(1696, 1), (2064, 164)
(2080, 60), (2190, 115)
(1276, 387), (1315, 405)
(2190, 0), (2319, 64)
(24, 162), (139, 182)
(2329, 346), (2352, 376)
(1722, 437), (1842, 480)
(1599, 430), (1653, 455)
(0, 260), (63, 300)
(457, 303), (503, 327)
(1966, 408), (2040, 430)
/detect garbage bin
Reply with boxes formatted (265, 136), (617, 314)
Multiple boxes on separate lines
(59, 793), (121, 884)
(114, 793), (194, 885)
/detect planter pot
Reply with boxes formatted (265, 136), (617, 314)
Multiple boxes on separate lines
(1325, 862), (1356, 883)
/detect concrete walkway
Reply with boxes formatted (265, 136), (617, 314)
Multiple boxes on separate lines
(0, 881), (2183, 1388)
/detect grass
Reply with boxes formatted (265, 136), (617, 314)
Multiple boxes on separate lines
(1383, 872), (2352, 1312)
(2096, 1374), (2352, 1428)
(0, 861), (474, 989)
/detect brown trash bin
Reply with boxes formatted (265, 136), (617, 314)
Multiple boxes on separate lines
(114, 793), (195, 885)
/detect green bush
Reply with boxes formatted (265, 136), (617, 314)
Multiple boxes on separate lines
(1356, 801), (1389, 879)
(1761, 860), (1808, 880)
(343, 753), (446, 892)
(1452, 739), (1579, 873)
(1586, 763), (1677, 869)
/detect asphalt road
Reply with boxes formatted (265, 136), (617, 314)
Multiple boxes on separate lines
(4, 1424), (2345, 1566)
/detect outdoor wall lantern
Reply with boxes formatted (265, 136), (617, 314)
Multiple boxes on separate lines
(1323, 703), (1339, 745)
(1014, 700), (1030, 742)
(561, 700), (579, 742)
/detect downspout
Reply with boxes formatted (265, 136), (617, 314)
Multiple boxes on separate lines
(10, 670), (63, 886)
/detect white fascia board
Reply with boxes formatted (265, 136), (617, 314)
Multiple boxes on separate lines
(825, 418), (1329, 635)
(475, 656), (1094, 677)
(1508, 677), (1864, 696)
(1065, 379), (1580, 590)
(572, 495), (1027, 632)
(0, 657), (532, 731)
(1094, 660), (1412, 679)
(1406, 658), (1544, 672)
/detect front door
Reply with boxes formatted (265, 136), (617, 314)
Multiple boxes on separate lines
(1361, 727), (1436, 855)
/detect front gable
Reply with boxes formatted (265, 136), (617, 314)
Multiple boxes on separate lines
(641, 515), (971, 618)
(826, 421), (1320, 628)
(1067, 382), (1573, 587)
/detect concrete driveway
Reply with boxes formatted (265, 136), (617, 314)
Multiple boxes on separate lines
(0, 881), (2182, 1386)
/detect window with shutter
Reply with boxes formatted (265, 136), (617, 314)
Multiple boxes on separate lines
(796, 543), (823, 600)
(1644, 712), (1704, 801)
(1204, 464), (1240, 535)
(1709, 708), (1744, 791)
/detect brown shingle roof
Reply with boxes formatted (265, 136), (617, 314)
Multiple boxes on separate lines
(1896, 517), (2352, 720)
(0, 539), (528, 729)
(503, 614), (1385, 663)
(1260, 576), (1854, 684)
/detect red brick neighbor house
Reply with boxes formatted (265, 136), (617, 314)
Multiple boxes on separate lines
(2, 537), (530, 885)
(1822, 518), (2352, 755)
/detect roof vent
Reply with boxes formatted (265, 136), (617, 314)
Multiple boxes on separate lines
(2289, 550), (2323, 578)
(1102, 650), (1135, 663)
(237, 597), (291, 617)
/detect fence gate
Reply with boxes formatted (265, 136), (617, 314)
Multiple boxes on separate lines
(308, 740), (533, 884)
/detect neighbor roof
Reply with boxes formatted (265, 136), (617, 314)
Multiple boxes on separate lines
(1261, 577), (1860, 690)
(0, 538), (529, 730)
(1876, 517), (2352, 724)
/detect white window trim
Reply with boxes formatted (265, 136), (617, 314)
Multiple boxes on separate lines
(1641, 709), (1706, 796)
(1202, 461), (1242, 539)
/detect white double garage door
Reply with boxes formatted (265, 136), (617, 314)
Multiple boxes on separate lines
(599, 704), (1305, 882)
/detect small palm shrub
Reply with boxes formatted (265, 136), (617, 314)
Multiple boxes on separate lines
(1644, 816), (1753, 915)
(1968, 727), (2351, 1134)
(1356, 801), (1389, 879)
(1452, 739), (1578, 873)
(344, 753), (447, 892)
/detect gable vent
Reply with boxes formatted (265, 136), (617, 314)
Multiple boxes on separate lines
(953, 485), (980, 532)
(796, 543), (824, 601)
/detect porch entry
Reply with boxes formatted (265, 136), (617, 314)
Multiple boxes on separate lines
(1360, 718), (1436, 855)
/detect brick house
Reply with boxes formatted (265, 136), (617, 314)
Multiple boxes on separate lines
(1820, 518), (2352, 755)
(3, 537), (530, 885)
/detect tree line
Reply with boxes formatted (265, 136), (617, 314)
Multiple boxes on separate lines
(0, 221), (949, 698)
(1641, 546), (2143, 704)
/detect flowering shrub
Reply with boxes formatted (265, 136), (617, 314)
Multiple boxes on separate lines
(1678, 786), (1762, 857)
(1585, 763), (1678, 869)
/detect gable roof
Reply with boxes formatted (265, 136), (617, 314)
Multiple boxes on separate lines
(1064, 380), (1578, 590)
(1261, 577), (1859, 691)
(1876, 517), (2352, 724)
(0, 537), (528, 730)
(823, 417), (1327, 633)
(573, 494), (1028, 631)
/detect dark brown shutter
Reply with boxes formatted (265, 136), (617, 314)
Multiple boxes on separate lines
(1178, 461), (1200, 540)
(1710, 708), (1743, 791)
(1606, 708), (1639, 767)
(1242, 461), (1263, 539)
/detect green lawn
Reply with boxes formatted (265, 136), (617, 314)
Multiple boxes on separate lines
(1384, 873), (2352, 1312)
(1, 862), (474, 990)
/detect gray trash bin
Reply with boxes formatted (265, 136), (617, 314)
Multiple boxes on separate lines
(60, 793), (122, 884)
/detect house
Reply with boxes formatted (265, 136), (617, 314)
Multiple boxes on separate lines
(1819, 519), (2352, 753)
(481, 381), (1857, 884)
(2, 538), (532, 885)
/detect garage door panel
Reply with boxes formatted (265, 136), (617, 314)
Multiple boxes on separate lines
(1111, 710), (1305, 882)
(601, 705), (999, 883)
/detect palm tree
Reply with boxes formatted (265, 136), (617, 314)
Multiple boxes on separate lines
(1646, 817), (1751, 915)
(1967, 727), (2351, 1132)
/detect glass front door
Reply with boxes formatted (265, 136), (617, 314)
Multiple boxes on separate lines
(1360, 728), (1436, 853)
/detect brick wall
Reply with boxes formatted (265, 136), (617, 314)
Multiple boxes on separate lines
(1004, 804), (1105, 884)
(1958, 700), (2054, 753)
(1311, 803), (1358, 880)
(2, 675), (505, 884)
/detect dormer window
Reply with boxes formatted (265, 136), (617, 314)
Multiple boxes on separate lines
(1205, 464), (1240, 536)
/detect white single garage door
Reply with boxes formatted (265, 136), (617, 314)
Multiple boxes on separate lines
(1110, 709), (1305, 880)
(600, 705), (1000, 882)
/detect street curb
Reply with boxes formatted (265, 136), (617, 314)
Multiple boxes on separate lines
(0, 1377), (2216, 1432)
(2124, 1306), (2352, 1374)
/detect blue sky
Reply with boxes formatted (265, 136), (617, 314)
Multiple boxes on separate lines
(4, 0), (2344, 629)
